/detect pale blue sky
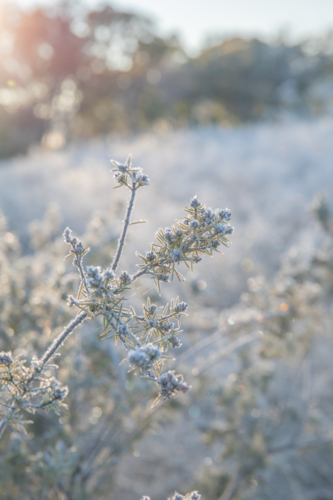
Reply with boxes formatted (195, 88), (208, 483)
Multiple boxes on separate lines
(13, 0), (333, 53)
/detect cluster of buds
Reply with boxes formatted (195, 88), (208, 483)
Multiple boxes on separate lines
(111, 155), (149, 189)
(137, 195), (234, 293)
(0, 352), (13, 365)
(127, 344), (162, 372)
(157, 371), (191, 399)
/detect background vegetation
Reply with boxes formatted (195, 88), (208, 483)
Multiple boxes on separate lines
(0, 1), (333, 157)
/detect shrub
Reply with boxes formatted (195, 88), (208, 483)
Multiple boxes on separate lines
(0, 156), (233, 498)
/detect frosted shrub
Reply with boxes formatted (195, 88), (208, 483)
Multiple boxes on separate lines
(0, 156), (233, 498)
(194, 195), (333, 500)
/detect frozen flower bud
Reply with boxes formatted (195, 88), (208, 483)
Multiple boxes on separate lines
(63, 227), (72, 244)
(190, 492), (201, 500)
(118, 324), (130, 336)
(164, 228), (174, 243)
(203, 208), (216, 224)
(214, 224), (227, 235)
(211, 239), (221, 248)
(146, 251), (156, 262)
(53, 385), (69, 402)
(148, 304), (157, 315)
(225, 226), (234, 235)
(86, 266), (103, 288)
(190, 220), (200, 230)
(114, 172), (126, 185)
(119, 271), (131, 285)
(0, 351), (13, 365)
(219, 208), (231, 221)
(75, 240), (84, 252)
(103, 268), (115, 281)
(193, 256), (202, 263)
(149, 320), (159, 328)
(173, 493), (185, 500)
(144, 344), (161, 362)
(190, 196), (201, 208)
(174, 302), (188, 313)
(161, 321), (171, 331)
(158, 274), (169, 282)
(157, 371), (191, 398)
(169, 335), (182, 348)
(136, 173), (149, 187)
(171, 248), (184, 262)
(175, 229), (183, 237)
(127, 344), (161, 370)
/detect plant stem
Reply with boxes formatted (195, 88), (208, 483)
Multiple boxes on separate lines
(41, 311), (88, 366)
(111, 185), (137, 272)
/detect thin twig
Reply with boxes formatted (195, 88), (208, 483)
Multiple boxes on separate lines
(111, 185), (137, 272)
(40, 311), (88, 366)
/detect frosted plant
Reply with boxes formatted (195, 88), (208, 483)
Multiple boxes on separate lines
(0, 155), (233, 436)
(194, 194), (333, 500)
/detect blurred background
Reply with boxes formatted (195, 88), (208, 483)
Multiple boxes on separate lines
(1, 1), (333, 499)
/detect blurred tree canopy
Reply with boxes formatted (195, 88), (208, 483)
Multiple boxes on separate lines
(0, 1), (333, 157)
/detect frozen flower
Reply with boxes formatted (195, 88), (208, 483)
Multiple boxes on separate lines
(146, 251), (156, 261)
(148, 304), (157, 315)
(118, 324), (130, 336)
(168, 335), (182, 348)
(190, 492), (201, 500)
(164, 228), (174, 243)
(149, 320), (159, 328)
(86, 266), (103, 288)
(75, 240), (84, 252)
(203, 208), (216, 224)
(214, 224), (227, 235)
(211, 239), (221, 248)
(63, 227), (72, 244)
(175, 229), (183, 237)
(119, 271), (131, 285)
(190, 196), (201, 208)
(172, 493), (185, 500)
(103, 268), (115, 281)
(53, 384), (69, 402)
(219, 208), (231, 221)
(171, 248), (184, 262)
(225, 226), (234, 235)
(0, 352), (13, 365)
(157, 371), (191, 399)
(174, 302), (188, 313)
(113, 171), (127, 185)
(136, 173), (149, 187)
(190, 220), (200, 230)
(127, 344), (161, 370)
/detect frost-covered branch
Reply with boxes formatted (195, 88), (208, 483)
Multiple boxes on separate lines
(0, 155), (233, 436)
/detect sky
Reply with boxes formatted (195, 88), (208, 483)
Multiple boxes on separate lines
(12, 0), (333, 53)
